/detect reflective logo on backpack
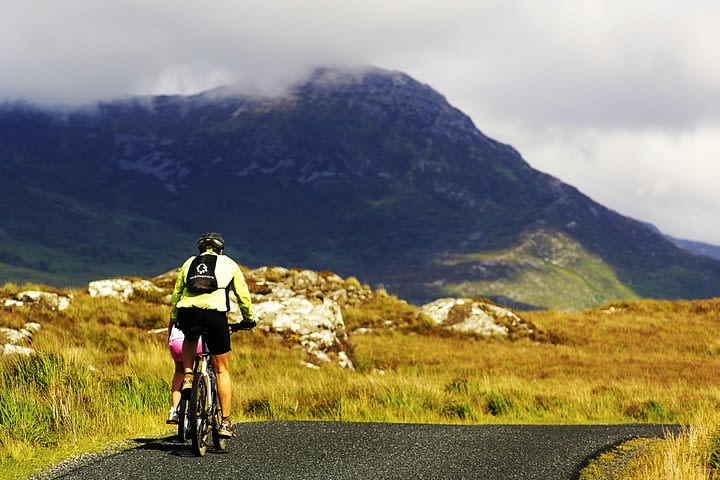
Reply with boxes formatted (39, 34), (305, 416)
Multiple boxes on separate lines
(186, 254), (219, 293)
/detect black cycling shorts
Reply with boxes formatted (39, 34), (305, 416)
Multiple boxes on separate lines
(176, 307), (231, 355)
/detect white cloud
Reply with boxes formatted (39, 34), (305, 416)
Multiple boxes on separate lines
(491, 123), (720, 244)
(0, 0), (497, 102)
(0, 0), (719, 243)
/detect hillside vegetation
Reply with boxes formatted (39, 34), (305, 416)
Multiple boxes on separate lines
(1, 281), (720, 479)
(4, 67), (720, 308)
(431, 228), (639, 309)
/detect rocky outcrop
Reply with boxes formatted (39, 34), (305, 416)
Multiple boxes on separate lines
(0, 322), (41, 356)
(245, 297), (353, 368)
(2, 344), (36, 356)
(232, 266), (357, 369)
(3, 291), (72, 311)
(419, 298), (533, 337)
(244, 266), (372, 307)
(88, 278), (162, 301)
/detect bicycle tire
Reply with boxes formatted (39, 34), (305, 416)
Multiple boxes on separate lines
(210, 377), (227, 451)
(190, 372), (210, 457)
(177, 391), (191, 443)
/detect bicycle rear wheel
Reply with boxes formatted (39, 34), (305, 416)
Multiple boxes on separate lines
(190, 373), (210, 456)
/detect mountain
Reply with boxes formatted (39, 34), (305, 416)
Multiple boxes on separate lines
(668, 237), (720, 261)
(2, 66), (720, 308)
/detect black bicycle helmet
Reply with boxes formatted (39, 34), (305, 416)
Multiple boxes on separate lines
(197, 232), (225, 253)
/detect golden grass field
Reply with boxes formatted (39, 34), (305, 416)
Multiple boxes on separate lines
(1, 282), (719, 479)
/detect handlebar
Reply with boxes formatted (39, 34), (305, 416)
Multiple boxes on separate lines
(229, 321), (256, 333)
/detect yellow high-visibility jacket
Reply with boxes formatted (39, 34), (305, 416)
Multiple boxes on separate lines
(170, 251), (254, 322)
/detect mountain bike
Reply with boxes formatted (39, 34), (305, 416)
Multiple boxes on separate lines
(177, 326), (252, 456)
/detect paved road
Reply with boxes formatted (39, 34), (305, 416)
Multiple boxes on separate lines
(52, 421), (678, 480)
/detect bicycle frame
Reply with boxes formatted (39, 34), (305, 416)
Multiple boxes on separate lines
(178, 336), (225, 456)
(177, 326), (251, 455)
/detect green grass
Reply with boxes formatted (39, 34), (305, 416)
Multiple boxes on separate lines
(0, 188), (196, 287)
(438, 228), (639, 309)
(2, 286), (720, 478)
(0, 351), (169, 479)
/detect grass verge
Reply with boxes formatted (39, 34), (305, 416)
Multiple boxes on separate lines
(597, 410), (720, 479)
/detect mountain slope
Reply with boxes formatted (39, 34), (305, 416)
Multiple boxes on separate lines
(427, 228), (639, 310)
(2, 66), (720, 307)
(669, 236), (720, 261)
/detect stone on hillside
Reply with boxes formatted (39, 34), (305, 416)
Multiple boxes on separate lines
(419, 298), (533, 337)
(88, 279), (133, 299)
(235, 296), (353, 369)
(23, 322), (41, 333)
(0, 322), (42, 356)
(300, 361), (321, 369)
(293, 269), (320, 288)
(244, 266), (372, 307)
(420, 298), (458, 326)
(2, 344), (35, 356)
(16, 291), (72, 311)
(337, 351), (353, 369)
(3, 291), (72, 311)
(0, 327), (32, 345)
(88, 278), (162, 301)
(133, 279), (163, 294)
(228, 266), (357, 369)
(152, 269), (180, 289)
(260, 282), (296, 300)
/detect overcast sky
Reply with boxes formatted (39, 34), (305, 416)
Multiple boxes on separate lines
(2, 0), (719, 243)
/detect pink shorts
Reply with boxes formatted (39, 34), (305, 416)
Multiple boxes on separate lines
(169, 338), (203, 362)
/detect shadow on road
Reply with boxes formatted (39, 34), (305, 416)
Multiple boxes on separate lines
(133, 436), (196, 457)
(132, 435), (232, 458)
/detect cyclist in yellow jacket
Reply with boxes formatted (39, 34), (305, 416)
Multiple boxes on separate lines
(170, 232), (255, 437)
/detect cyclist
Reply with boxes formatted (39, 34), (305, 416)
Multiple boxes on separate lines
(165, 322), (202, 424)
(170, 232), (256, 437)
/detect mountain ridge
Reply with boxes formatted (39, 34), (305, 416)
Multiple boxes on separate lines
(2, 66), (720, 308)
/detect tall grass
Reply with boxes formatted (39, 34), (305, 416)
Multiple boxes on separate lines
(0, 289), (170, 479)
(602, 410), (720, 480)
(2, 292), (720, 478)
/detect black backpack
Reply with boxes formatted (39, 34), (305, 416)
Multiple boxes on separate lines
(185, 254), (219, 293)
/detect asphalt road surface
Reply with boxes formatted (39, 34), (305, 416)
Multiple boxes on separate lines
(51, 421), (679, 480)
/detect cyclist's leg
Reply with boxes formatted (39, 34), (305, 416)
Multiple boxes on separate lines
(168, 338), (184, 408)
(211, 353), (232, 418)
(181, 337), (199, 376)
(171, 360), (183, 407)
(177, 308), (201, 381)
(200, 309), (232, 418)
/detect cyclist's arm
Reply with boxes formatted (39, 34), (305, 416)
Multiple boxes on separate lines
(170, 258), (192, 321)
(231, 267), (255, 322)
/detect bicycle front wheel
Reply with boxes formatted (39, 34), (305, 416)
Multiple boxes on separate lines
(211, 388), (227, 451)
(190, 373), (210, 457)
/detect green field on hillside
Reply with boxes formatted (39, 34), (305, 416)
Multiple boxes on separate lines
(437, 229), (639, 309)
